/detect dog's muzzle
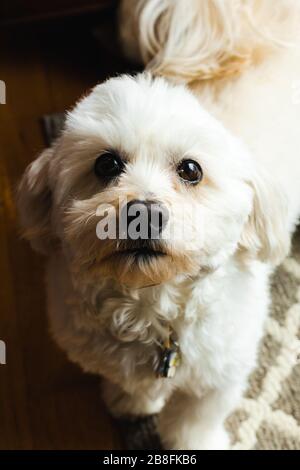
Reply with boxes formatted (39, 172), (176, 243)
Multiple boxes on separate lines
(119, 199), (169, 241)
(114, 199), (169, 259)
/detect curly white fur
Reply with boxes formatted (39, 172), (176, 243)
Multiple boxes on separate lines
(18, 0), (300, 450)
(120, 0), (300, 81)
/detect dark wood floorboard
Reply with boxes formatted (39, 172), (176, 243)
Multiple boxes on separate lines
(0, 10), (129, 450)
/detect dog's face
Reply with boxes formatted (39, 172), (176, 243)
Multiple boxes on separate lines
(18, 74), (289, 288)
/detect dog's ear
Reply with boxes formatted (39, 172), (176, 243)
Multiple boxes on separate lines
(17, 148), (54, 254)
(239, 170), (291, 266)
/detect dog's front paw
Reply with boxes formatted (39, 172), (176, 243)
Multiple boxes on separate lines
(163, 425), (230, 451)
(195, 426), (230, 450)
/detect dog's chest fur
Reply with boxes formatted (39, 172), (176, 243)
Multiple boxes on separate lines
(47, 254), (269, 393)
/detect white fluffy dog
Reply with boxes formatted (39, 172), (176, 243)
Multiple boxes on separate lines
(18, 0), (300, 450)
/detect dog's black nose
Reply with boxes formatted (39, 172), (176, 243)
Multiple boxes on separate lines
(121, 199), (169, 240)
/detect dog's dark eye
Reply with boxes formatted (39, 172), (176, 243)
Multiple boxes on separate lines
(94, 151), (125, 180)
(177, 159), (203, 184)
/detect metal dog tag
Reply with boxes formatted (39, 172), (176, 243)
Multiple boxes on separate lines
(157, 334), (181, 378)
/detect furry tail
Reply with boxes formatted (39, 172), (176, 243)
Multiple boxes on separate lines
(119, 0), (299, 83)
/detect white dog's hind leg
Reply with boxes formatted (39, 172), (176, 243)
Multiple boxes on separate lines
(158, 385), (243, 450)
(101, 379), (168, 418)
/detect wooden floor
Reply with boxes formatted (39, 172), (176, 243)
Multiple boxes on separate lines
(0, 9), (130, 450)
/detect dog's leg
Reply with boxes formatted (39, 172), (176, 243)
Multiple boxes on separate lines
(101, 379), (169, 418)
(158, 385), (243, 450)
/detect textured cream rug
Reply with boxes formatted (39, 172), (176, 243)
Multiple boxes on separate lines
(227, 229), (300, 450)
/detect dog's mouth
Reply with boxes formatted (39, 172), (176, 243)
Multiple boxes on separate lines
(117, 246), (166, 259)
(105, 241), (167, 263)
(92, 239), (194, 288)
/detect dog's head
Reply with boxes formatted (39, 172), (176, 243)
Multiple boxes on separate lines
(18, 74), (290, 288)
